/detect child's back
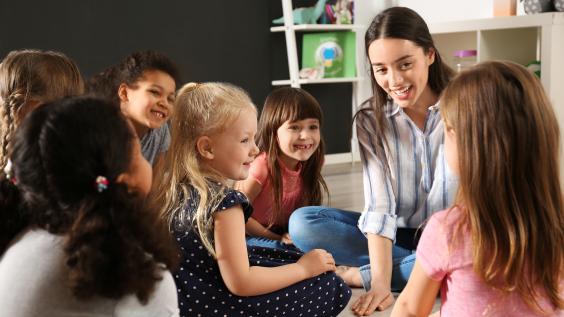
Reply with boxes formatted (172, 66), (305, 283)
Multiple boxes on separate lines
(417, 208), (561, 316)
(392, 61), (564, 317)
(0, 97), (179, 317)
(0, 229), (177, 317)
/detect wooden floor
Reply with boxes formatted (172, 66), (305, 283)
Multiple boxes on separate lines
(322, 162), (364, 212)
(321, 163), (440, 317)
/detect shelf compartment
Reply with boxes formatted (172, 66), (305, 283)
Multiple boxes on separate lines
(480, 27), (538, 64)
(271, 77), (361, 86)
(433, 31), (477, 69)
(270, 24), (363, 32)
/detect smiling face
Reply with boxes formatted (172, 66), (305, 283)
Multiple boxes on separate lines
(276, 118), (320, 170)
(368, 38), (436, 110)
(204, 109), (259, 181)
(119, 70), (176, 137)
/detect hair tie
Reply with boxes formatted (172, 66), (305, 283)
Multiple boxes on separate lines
(184, 82), (202, 93)
(95, 176), (109, 192)
(4, 160), (16, 185)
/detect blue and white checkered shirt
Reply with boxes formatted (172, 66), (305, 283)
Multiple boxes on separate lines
(356, 100), (458, 241)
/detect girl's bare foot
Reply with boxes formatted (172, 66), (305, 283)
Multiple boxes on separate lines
(336, 266), (363, 288)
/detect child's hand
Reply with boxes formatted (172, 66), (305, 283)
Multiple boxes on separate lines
(280, 232), (293, 245)
(297, 249), (336, 278)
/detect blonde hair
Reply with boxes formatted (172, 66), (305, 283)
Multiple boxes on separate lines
(150, 82), (256, 257)
(441, 61), (563, 313)
(0, 49), (84, 174)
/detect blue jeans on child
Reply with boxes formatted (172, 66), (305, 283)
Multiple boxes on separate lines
(246, 236), (295, 250)
(288, 206), (416, 292)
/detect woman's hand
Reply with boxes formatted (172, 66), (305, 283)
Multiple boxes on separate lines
(351, 233), (394, 315)
(280, 232), (293, 245)
(297, 249), (336, 278)
(351, 285), (394, 316)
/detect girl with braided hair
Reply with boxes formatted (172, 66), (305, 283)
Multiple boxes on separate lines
(0, 49), (84, 245)
(0, 49), (83, 176)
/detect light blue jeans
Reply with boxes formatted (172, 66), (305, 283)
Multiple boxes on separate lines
(288, 206), (415, 292)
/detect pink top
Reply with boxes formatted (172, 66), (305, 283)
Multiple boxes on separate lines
(249, 153), (303, 228)
(417, 207), (562, 317)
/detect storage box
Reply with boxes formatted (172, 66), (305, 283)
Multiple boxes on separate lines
(302, 32), (356, 78)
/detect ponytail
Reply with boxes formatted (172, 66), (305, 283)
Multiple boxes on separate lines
(64, 182), (178, 303)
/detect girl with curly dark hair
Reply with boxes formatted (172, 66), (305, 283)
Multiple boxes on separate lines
(0, 96), (179, 317)
(85, 50), (180, 166)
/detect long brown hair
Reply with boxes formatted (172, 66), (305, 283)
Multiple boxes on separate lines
(150, 82), (256, 257)
(441, 61), (563, 313)
(0, 49), (84, 175)
(359, 7), (454, 169)
(256, 87), (328, 227)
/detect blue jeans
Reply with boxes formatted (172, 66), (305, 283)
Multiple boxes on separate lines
(289, 206), (415, 292)
(246, 236), (295, 250)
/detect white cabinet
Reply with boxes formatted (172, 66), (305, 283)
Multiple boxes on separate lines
(429, 12), (564, 180)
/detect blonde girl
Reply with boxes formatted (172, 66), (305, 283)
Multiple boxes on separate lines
(237, 87), (328, 248)
(392, 61), (563, 316)
(150, 82), (351, 316)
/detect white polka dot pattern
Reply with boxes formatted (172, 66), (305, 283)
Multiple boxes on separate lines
(171, 186), (352, 316)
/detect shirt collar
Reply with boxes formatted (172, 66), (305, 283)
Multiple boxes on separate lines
(386, 99), (441, 118)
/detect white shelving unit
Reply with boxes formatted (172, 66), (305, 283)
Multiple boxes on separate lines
(429, 12), (564, 180)
(273, 0), (365, 164)
(272, 0), (364, 88)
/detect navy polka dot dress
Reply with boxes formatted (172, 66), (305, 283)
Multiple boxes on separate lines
(172, 185), (351, 317)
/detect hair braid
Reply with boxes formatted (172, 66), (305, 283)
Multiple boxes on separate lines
(0, 92), (25, 174)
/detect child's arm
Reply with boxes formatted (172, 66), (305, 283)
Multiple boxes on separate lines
(234, 176), (262, 202)
(214, 206), (336, 297)
(236, 177), (284, 240)
(390, 260), (441, 317)
(245, 217), (283, 240)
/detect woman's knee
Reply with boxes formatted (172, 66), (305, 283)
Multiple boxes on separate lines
(290, 206), (318, 235)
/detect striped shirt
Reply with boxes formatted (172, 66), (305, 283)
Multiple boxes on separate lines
(356, 100), (458, 241)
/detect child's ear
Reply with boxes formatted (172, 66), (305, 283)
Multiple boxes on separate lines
(196, 136), (214, 160)
(118, 83), (129, 103)
(116, 172), (133, 191)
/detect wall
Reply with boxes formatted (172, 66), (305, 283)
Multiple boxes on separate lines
(397, 0), (526, 23)
(0, 0), (353, 154)
(0, 0), (273, 104)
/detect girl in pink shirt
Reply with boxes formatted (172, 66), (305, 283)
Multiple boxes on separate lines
(237, 87), (328, 249)
(391, 61), (563, 316)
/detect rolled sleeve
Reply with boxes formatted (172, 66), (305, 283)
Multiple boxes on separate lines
(356, 111), (398, 241)
(357, 211), (397, 241)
